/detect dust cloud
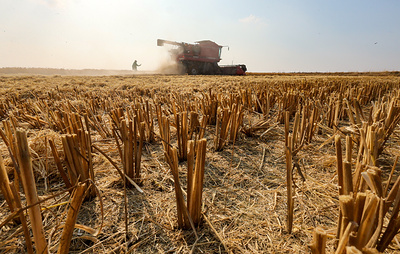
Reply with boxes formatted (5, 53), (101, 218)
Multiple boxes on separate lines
(0, 68), (134, 76)
(0, 66), (186, 76)
(154, 45), (185, 74)
(155, 60), (185, 75)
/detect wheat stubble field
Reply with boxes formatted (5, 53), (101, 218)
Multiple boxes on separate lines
(1, 73), (400, 253)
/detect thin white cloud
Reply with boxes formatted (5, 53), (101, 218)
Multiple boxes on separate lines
(239, 14), (267, 26)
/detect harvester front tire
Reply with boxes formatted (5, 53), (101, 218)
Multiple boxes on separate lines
(190, 68), (198, 75)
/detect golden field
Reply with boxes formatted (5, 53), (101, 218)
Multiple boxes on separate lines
(1, 72), (400, 253)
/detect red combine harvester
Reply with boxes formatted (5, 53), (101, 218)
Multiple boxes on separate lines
(157, 39), (247, 75)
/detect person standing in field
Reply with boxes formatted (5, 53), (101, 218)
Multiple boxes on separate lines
(132, 60), (141, 71)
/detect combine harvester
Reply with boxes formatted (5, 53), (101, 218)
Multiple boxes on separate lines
(157, 39), (247, 75)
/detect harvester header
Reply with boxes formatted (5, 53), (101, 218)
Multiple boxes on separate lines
(157, 39), (246, 75)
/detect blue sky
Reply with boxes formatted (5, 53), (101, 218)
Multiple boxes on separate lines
(1, 0), (399, 72)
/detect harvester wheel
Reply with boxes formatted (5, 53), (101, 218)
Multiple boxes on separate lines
(190, 68), (198, 75)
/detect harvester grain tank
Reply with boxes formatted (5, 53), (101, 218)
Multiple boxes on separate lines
(157, 39), (247, 75)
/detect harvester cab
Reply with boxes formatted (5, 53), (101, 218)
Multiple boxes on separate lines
(157, 39), (246, 75)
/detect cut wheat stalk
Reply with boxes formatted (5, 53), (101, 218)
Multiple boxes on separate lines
(165, 146), (190, 229)
(57, 182), (87, 254)
(122, 123), (130, 248)
(343, 161), (353, 196)
(117, 117), (144, 186)
(292, 111), (300, 150)
(188, 111), (200, 140)
(84, 108), (110, 139)
(343, 136), (353, 195)
(366, 167), (383, 197)
(83, 115), (95, 195)
(121, 120), (133, 184)
(345, 246), (362, 254)
(132, 117), (138, 183)
(307, 106), (319, 143)
(60, 130), (96, 198)
(1, 120), (20, 190)
(335, 135), (345, 195)
(286, 135), (293, 234)
(16, 130), (48, 254)
(61, 135), (78, 184)
(159, 115), (171, 155)
(377, 216), (400, 252)
(49, 139), (72, 192)
(335, 221), (357, 254)
(175, 111), (188, 161)
(144, 100), (155, 142)
(333, 100), (340, 133)
(378, 180), (400, 249)
(201, 88), (218, 125)
(188, 138), (207, 225)
(335, 135), (344, 242)
(339, 195), (354, 238)
(187, 140), (195, 208)
(0, 153), (17, 217)
(353, 192), (367, 226)
(366, 198), (384, 248)
(9, 182), (34, 254)
(214, 107), (232, 151)
(67, 134), (86, 179)
(384, 155), (399, 197)
(229, 103), (243, 143)
(92, 144), (143, 193)
(135, 121), (145, 183)
(354, 194), (379, 249)
(309, 226), (327, 254)
(384, 168), (400, 215)
(198, 115), (208, 141)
